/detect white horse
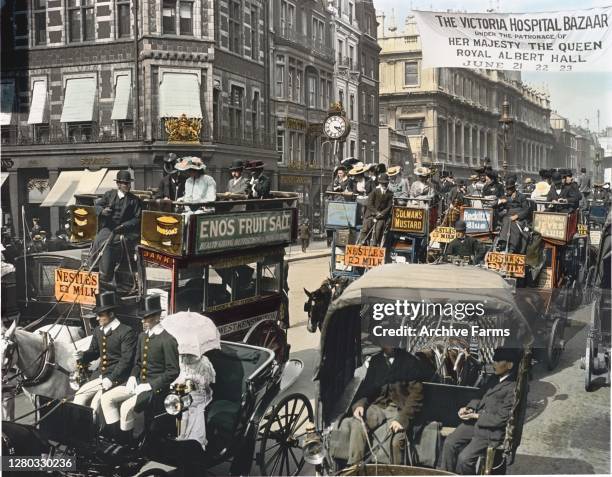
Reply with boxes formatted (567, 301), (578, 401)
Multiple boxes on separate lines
(1, 320), (91, 421)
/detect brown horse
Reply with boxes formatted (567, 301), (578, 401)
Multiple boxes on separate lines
(303, 276), (351, 333)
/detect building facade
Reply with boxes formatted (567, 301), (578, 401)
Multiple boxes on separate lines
(377, 15), (555, 179)
(550, 112), (578, 171)
(378, 124), (411, 169)
(1, 0), (276, 235)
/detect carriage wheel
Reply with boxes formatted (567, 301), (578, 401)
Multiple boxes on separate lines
(546, 318), (564, 370)
(258, 393), (314, 476)
(585, 335), (595, 392)
(244, 319), (289, 364)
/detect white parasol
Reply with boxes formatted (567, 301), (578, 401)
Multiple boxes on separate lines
(162, 311), (221, 356)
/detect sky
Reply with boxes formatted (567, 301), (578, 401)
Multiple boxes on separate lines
(373, 0), (612, 132)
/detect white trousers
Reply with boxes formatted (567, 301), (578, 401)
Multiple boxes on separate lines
(73, 378), (104, 418)
(99, 385), (144, 433)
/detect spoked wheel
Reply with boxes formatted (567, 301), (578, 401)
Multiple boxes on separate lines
(244, 319), (289, 364)
(546, 318), (565, 370)
(258, 393), (314, 476)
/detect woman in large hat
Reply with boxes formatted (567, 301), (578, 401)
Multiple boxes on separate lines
(409, 165), (434, 200)
(175, 156), (217, 208)
(327, 164), (354, 199)
(348, 163), (374, 197)
(387, 165), (410, 200)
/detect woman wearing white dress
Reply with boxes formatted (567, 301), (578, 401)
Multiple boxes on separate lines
(172, 353), (215, 449)
(175, 157), (216, 212)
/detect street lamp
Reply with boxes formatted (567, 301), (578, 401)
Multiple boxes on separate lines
(498, 96), (514, 180)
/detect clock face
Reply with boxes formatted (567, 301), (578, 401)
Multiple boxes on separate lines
(324, 115), (349, 139)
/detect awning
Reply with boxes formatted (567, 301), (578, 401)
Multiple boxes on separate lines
(111, 75), (131, 120)
(96, 169), (122, 193)
(60, 77), (97, 123)
(27, 80), (48, 125)
(40, 169), (107, 207)
(1, 172), (9, 187)
(158, 72), (202, 118)
(1, 81), (14, 126)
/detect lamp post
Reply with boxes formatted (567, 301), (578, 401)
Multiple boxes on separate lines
(594, 152), (602, 183)
(498, 96), (514, 181)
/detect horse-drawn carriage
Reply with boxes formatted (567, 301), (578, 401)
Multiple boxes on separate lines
(582, 210), (611, 391)
(302, 263), (533, 476)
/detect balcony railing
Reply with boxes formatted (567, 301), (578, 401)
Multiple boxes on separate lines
(277, 24), (334, 61)
(0, 124), (139, 146)
(214, 126), (276, 148)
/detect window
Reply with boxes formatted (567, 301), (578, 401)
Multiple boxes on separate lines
(361, 52), (366, 74)
(319, 78), (325, 109)
(289, 132), (295, 162)
(277, 129), (285, 163)
(67, 123), (93, 142)
(399, 119), (423, 135)
(179, 1), (193, 35)
(454, 73), (462, 96)
(349, 2), (354, 23)
(68, 0), (95, 43)
(288, 65), (294, 101)
(117, 120), (134, 139)
(337, 39), (343, 64)
(280, 0), (295, 34)
(370, 57), (375, 78)
(162, 0), (176, 34)
(338, 89), (344, 108)
(275, 56), (284, 98)
(336, 0), (342, 16)
(250, 7), (258, 60)
(349, 45), (354, 69)
(296, 69), (303, 103)
(252, 91), (259, 140)
(350, 140), (355, 157)
(312, 17), (324, 47)
(116, 0), (130, 38)
(228, 1), (241, 53)
(361, 141), (366, 159)
(404, 61), (418, 86)
(349, 93), (355, 120)
(229, 85), (244, 137)
(33, 0), (47, 45)
(307, 75), (316, 108)
(368, 95), (374, 124)
(34, 124), (49, 143)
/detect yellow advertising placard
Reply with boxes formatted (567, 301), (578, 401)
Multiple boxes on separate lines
(344, 245), (386, 268)
(54, 268), (99, 305)
(390, 207), (427, 234)
(577, 224), (588, 236)
(533, 212), (568, 241)
(430, 226), (457, 243)
(485, 252), (526, 278)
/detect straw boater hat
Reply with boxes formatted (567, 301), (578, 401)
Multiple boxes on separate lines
(469, 174), (479, 181)
(414, 166), (430, 177)
(348, 164), (367, 176)
(387, 166), (401, 177)
(175, 156), (206, 171)
(524, 177), (533, 184)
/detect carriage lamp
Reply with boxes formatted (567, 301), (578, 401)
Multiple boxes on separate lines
(164, 379), (196, 416)
(302, 424), (325, 465)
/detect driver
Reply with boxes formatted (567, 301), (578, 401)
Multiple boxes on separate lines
(440, 347), (519, 474)
(444, 220), (483, 264)
(338, 342), (433, 465)
(495, 178), (531, 254)
(358, 173), (393, 246)
(73, 292), (136, 419)
(100, 295), (179, 444)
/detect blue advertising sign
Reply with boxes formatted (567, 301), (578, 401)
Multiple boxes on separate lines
(326, 201), (358, 228)
(462, 208), (493, 234)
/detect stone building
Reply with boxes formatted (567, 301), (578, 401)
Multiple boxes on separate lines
(377, 15), (555, 179)
(550, 112), (578, 171)
(0, 0), (276, 235)
(378, 124), (412, 169)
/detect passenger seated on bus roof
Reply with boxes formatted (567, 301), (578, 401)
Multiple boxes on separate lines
(175, 157), (216, 212)
(335, 339), (434, 465)
(439, 347), (519, 475)
(546, 170), (581, 213)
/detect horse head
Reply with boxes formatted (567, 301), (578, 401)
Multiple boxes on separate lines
(1, 318), (19, 376)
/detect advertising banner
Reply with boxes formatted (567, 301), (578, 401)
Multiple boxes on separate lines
(430, 226), (457, 243)
(390, 207), (427, 234)
(533, 211), (568, 241)
(344, 245), (386, 268)
(485, 252), (526, 278)
(141, 211), (184, 256)
(462, 208), (493, 233)
(196, 210), (293, 253)
(413, 7), (612, 72)
(55, 268), (99, 305)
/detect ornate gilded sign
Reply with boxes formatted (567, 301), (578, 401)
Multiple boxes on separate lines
(141, 211), (185, 256)
(165, 114), (202, 143)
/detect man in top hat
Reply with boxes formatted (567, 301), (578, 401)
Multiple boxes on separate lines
(327, 164), (354, 199)
(522, 177), (535, 195)
(481, 169), (504, 199)
(348, 164), (374, 197)
(246, 161), (271, 199)
(592, 182), (611, 203)
(467, 174), (481, 197)
(495, 178), (531, 253)
(73, 292), (137, 418)
(444, 220), (483, 263)
(227, 160), (249, 195)
(358, 173), (394, 246)
(546, 171), (581, 213)
(387, 166), (410, 201)
(155, 153), (184, 201)
(440, 348), (519, 474)
(100, 295), (179, 443)
(175, 156), (217, 206)
(92, 170), (142, 289)
(409, 166), (435, 200)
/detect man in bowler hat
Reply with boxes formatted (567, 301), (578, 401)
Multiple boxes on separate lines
(99, 295), (179, 442)
(73, 292), (136, 419)
(246, 161), (272, 199)
(91, 170), (142, 289)
(440, 348), (519, 474)
(227, 160), (249, 194)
